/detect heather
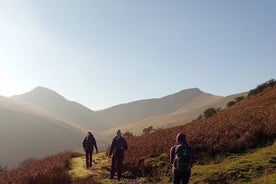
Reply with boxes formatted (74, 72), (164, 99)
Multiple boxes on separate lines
(0, 152), (81, 184)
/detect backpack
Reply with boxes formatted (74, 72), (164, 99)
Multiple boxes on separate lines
(115, 138), (125, 151)
(112, 137), (126, 156)
(84, 136), (93, 150)
(173, 144), (192, 171)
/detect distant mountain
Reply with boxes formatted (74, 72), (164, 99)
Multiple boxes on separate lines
(0, 97), (85, 168)
(12, 86), (106, 132)
(96, 88), (220, 128)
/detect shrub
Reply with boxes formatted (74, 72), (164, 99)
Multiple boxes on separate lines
(203, 108), (217, 118)
(0, 165), (7, 173)
(248, 79), (276, 96)
(235, 96), (245, 102)
(143, 126), (155, 134)
(227, 101), (236, 107)
(19, 157), (37, 167)
(123, 130), (134, 138)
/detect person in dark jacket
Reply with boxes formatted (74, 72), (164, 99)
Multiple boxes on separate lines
(170, 133), (195, 184)
(109, 129), (128, 181)
(83, 131), (98, 169)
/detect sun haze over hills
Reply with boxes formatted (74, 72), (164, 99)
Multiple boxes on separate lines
(0, 84), (250, 168)
(0, 97), (84, 168)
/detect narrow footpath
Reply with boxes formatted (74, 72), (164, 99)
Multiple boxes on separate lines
(68, 152), (143, 184)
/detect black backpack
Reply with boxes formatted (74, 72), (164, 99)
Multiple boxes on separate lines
(115, 138), (125, 151)
(84, 136), (93, 149)
(173, 144), (192, 171)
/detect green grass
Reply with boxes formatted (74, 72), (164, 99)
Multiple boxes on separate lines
(68, 152), (112, 183)
(68, 156), (92, 179)
(190, 143), (276, 184)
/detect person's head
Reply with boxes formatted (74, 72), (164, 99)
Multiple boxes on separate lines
(176, 133), (186, 144)
(87, 132), (92, 137)
(117, 129), (122, 137)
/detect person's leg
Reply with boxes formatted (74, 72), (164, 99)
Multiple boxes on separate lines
(89, 151), (92, 167)
(110, 157), (116, 179)
(85, 151), (89, 169)
(173, 169), (181, 184)
(182, 171), (191, 184)
(117, 157), (123, 180)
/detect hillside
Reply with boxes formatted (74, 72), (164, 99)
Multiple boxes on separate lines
(12, 86), (106, 131)
(125, 85), (276, 166)
(0, 97), (87, 168)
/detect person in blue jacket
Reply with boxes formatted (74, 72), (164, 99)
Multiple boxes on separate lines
(109, 129), (128, 181)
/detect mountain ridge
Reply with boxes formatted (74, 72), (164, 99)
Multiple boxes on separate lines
(95, 88), (220, 128)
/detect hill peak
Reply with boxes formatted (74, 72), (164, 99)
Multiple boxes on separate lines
(14, 86), (66, 101)
(31, 86), (63, 96)
(174, 87), (203, 95)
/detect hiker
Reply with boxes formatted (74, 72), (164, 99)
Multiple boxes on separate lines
(170, 133), (194, 184)
(109, 129), (128, 181)
(82, 131), (98, 169)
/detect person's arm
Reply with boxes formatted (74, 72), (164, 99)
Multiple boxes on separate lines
(109, 139), (115, 156)
(82, 137), (86, 150)
(92, 136), (98, 153)
(123, 138), (128, 150)
(169, 146), (176, 164)
(190, 146), (195, 165)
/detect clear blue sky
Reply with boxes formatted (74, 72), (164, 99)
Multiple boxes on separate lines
(0, 0), (275, 110)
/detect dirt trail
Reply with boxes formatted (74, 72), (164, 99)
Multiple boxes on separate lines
(68, 152), (143, 184)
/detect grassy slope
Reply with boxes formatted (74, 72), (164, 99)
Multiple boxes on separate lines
(190, 143), (276, 184)
(68, 144), (276, 184)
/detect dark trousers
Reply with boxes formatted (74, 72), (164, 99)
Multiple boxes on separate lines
(110, 156), (123, 179)
(85, 150), (93, 168)
(173, 169), (191, 184)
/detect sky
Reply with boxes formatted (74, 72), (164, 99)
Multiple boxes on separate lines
(0, 0), (275, 110)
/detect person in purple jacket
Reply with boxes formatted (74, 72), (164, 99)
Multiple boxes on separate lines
(109, 129), (128, 181)
(170, 133), (194, 184)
